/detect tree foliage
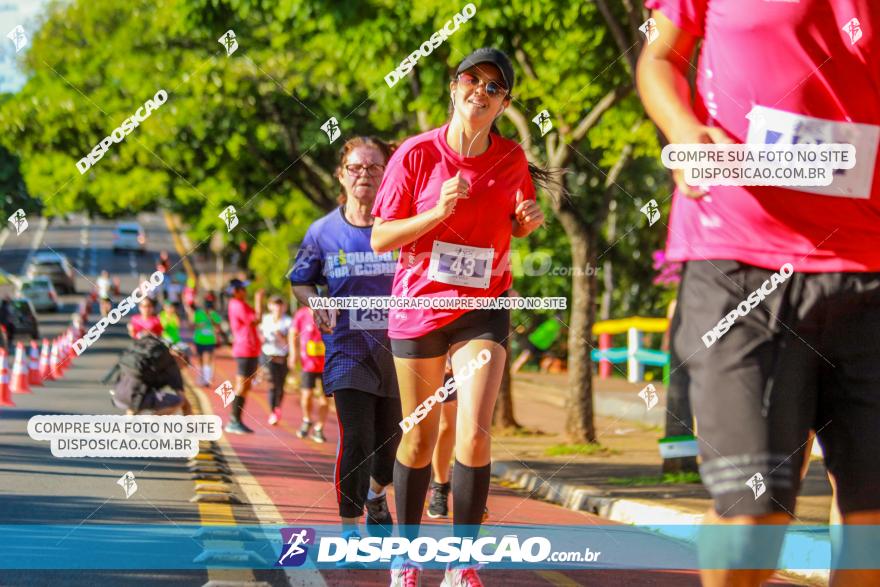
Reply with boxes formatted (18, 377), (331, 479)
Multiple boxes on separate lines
(0, 0), (677, 438)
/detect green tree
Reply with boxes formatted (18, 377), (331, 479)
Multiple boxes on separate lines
(1, 0), (674, 440)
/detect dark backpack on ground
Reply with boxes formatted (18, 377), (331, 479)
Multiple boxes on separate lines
(108, 335), (183, 411)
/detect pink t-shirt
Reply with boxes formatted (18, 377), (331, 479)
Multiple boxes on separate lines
(647, 0), (880, 272)
(372, 124), (536, 339)
(129, 315), (163, 338)
(292, 307), (325, 373)
(227, 298), (260, 358)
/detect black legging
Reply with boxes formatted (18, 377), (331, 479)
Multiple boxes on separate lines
(333, 389), (401, 518)
(266, 358), (288, 410)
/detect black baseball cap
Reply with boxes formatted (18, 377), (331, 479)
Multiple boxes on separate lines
(226, 278), (249, 294)
(454, 48), (515, 93)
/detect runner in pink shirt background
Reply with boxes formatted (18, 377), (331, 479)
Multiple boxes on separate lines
(637, 2), (880, 586)
(225, 278), (264, 434)
(291, 305), (328, 442)
(127, 298), (163, 339)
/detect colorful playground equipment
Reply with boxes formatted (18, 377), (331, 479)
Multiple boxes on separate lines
(591, 316), (670, 384)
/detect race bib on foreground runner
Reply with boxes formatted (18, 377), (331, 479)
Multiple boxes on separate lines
(428, 241), (493, 289)
(746, 105), (879, 198)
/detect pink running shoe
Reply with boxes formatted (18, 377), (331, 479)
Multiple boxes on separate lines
(389, 558), (422, 587)
(441, 564), (484, 586)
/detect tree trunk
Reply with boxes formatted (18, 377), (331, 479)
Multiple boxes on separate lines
(600, 203), (617, 321)
(563, 232), (597, 443)
(492, 336), (519, 429)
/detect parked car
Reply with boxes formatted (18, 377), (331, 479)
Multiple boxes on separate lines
(113, 222), (146, 254)
(6, 298), (39, 342)
(25, 251), (76, 294)
(17, 277), (59, 313)
(0, 268), (19, 299)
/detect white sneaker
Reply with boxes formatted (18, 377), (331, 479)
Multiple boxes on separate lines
(389, 557), (422, 587)
(440, 564), (484, 587)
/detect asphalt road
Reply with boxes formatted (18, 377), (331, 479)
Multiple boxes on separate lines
(0, 214), (216, 586)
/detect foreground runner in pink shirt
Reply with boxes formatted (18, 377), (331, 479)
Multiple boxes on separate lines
(638, 1), (880, 585)
(372, 47), (546, 587)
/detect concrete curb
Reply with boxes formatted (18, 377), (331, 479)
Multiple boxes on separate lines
(491, 460), (829, 585)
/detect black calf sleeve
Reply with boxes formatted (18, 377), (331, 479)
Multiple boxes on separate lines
(452, 460), (491, 535)
(393, 459), (432, 539)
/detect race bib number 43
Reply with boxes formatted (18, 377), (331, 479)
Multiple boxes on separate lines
(428, 241), (494, 289)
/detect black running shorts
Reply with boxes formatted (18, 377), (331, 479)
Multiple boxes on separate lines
(390, 304), (509, 359)
(675, 260), (880, 517)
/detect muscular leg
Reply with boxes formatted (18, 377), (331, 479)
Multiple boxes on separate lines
(699, 509), (791, 587)
(830, 510), (880, 586)
(432, 400), (457, 484)
(393, 355), (445, 537)
(450, 340), (506, 531)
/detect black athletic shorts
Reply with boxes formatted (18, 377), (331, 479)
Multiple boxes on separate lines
(442, 373), (457, 403)
(390, 302), (510, 359)
(235, 356), (260, 378)
(301, 371), (322, 389)
(675, 260), (880, 517)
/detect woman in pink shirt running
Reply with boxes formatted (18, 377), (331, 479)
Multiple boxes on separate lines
(127, 298), (163, 339)
(638, 2), (880, 586)
(371, 48), (547, 587)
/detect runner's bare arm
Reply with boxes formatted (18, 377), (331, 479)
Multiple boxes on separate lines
(371, 172), (470, 252)
(253, 289), (264, 324)
(370, 214), (444, 253)
(636, 11), (733, 197)
(288, 328), (297, 369)
(511, 189), (544, 237)
(636, 11), (701, 142)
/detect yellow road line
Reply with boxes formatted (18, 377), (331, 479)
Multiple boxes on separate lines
(535, 570), (581, 586)
(185, 377), (255, 581)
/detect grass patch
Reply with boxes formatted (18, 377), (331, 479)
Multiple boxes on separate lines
(543, 443), (610, 457)
(493, 425), (548, 437)
(607, 471), (702, 486)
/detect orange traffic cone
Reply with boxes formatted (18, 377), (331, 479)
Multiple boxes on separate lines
(11, 342), (31, 394)
(56, 336), (67, 374)
(39, 338), (53, 381)
(0, 349), (13, 407)
(48, 340), (60, 380)
(28, 340), (41, 387)
(64, 332), (73, 367)
(57, 336), (68, 376)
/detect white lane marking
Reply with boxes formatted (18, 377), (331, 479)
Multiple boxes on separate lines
(20, 216), (49, 275)
(128, 251), (137, 277)
(0, 227), (10, 252)
(89, 219), (98, 276)
(77, 218), (89, 270)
